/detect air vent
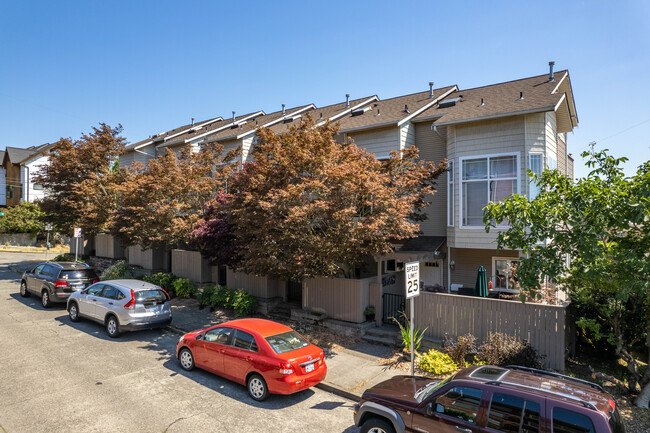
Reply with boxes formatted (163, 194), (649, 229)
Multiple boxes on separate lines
(351, 106), (372, 117)
(283, 115), (302, 124)
(438, 98), (460, 108)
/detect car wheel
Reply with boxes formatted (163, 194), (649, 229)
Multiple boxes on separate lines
(20, 281), (30, 297)
(247, 374), (269, 402)
(41, 290), (52, 308)
(178, 348), (195, 371)
(360, 418), (395, 433)
(68, 302), (80, 322)
(106, 315), (120, 338)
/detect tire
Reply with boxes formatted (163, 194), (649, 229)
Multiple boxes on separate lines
(20, 281), (30, 297)
(68, 302), (80, 322)
(360, 417), (396, 433)
(247, 374), (269, 402)
(106, 315), (120, 338)
(41, 290), (52, 308)
(178, 348), (195, 371)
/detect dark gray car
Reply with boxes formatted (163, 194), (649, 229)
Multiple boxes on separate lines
(67, 279), (172, 338)
(20, 261), (99, 308)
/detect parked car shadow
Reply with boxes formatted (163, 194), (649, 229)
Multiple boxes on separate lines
(9, 292), (68, 311)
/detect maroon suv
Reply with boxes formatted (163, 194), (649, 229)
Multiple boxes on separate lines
(353, 365), (625, 433)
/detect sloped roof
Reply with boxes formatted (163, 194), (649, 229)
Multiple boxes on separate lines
(162, 111), (266, 147)
(5, 142), (53, 165)
(417, 71), (573, 127)
(334, 85), (457, 132)
(125, 116), (224, 150)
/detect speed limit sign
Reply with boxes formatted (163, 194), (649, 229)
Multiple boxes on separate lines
(405, 261), (420, 299)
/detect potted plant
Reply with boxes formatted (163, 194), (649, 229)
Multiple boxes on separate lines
(364, 305), (375, 322)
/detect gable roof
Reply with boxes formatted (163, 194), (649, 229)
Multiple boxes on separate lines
(125, 116), (224, 151)
(333, 85), (458, 133)
(161, 110), (266, 147)
(4, 143), (54, 165)
(418, 71), (578, 132)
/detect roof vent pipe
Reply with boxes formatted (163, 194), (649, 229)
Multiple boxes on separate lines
(549, 61), (555, 81)
(519, 92), (524, 100)
(232, 111), (236, 122)
(191, 117), (195, 126)
(429, 82), (434, 98)
(345, 94), (350, 107)
(404, 104), (409, 113)
(480, 98), (484, 106)
(282, 104), (285, 116)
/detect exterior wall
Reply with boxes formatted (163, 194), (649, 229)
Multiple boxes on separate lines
(126, 245), (169, 271)
(447, 116), (525, 249)
(5, 163), (21, 206)
(94, 234), (125, 259)
(557, 131), (567, 175)
(399, 122), (415, 151)
(171, 249), (212, 283)
(449, 247), (519, 289)
(0, 167), (5, 206)
(413, 292), (569, 371)
(240, 136), (254, 163)
(568, 155), (574, 180)
(545, 111), (558, 173)
(221, 139), (243, 162)
(414, 122), (447, 236)
(21, 154), (49, 202)
(524, 113), (546, 199)
(120, 144), (156, 169)
(69, 236), (96, 256)
(346, 126), (399, 159)
(304, 276), (374, 323)
(226, 269), (284, 299)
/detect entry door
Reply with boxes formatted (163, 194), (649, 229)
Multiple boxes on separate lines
(422, 261), (442, 287)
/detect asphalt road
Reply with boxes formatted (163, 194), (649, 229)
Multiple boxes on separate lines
(0, 252), (359, 433)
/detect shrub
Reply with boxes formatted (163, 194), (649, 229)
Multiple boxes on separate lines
(418, 349), (458, 375)
(172, 278), (195, 299)
(199, 284), (217, 306)
(444, 334), (478, 367)
(209, 285), (232, 308)
(232, 289), (257, 317)
(0, 202), (45, 234)
(476, 332), (543, 368)
(100, 260), (133, 280)
(393, 312), (427, 352)
(53, 253), (85, 263)
(142, 273), (179, 297)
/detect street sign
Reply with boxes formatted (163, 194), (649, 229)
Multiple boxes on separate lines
(45, 223), (53, 231)
(405, 261), (420, 299)
(74, 227), (82, 238)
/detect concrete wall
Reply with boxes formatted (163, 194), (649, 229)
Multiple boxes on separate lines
(171, 249), (211, 283)
(94, 234), (125, 259)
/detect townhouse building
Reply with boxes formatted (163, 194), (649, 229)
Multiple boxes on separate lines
(1, 143), (54, 206)
(119, 63), (577, 325)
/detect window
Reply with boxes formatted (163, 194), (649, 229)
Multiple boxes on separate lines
(493, 258), (520, 291)
(447, 160), (454, 226)
(232, 330), (258, 352)
(461, 154), (518, 226)
(86, 284), (104, 296)
(101, 286), (120, 300)
(265, 331), (310, 354)
(7, 185), (12, 199)
(434, 386), (483, 424)
(60, 270), (98, 280)
(552, 408), (595, 433)
(529, 153), (543, 200)
(204, 327), (232, 344)
(33, 184), (44, 190)
(33, 264), (45, 275)
(487, 393), (540, 433)
(135, 290), (168, 303)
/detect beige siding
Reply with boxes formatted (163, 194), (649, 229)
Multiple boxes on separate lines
(557, 132), (567, 175)
(399, 122), (415, 151)
(226, 269), (282, 299)
(449, 247), (519, 288)
(347, 126), (399, 159)
(304, 277), (373, 323)
(413, 292), (569, 371)
(568, 156), (574, 180)
(171, 249), (212, 283)
(126, 245), (169, 271)
(94, 234), (125, 259)
(545, 111), (558, 171)
(240, 136), (255, 163)
(415, 122), (447, 236)
(524, 113), (546, 198)
(120, 144), (156, 169)
(448, 116), (525, 249)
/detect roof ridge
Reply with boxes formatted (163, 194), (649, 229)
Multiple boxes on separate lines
(452, 70), (569, 94)
(377, 85), (457, 103)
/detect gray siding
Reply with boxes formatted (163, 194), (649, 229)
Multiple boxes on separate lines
(449, 247), (519, 289)
(414, 122), (447, 237)
(347, 126), (399, 159)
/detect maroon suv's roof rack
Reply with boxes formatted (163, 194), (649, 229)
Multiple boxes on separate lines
(485, 380), (598, 411)
(505, 365), (604, 392)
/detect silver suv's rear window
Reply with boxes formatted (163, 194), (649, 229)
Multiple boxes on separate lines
(60, 270), (98, 280)
(135, 289), (167, 303)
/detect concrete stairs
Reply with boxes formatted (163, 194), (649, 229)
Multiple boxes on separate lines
(362, 326), (401, 347)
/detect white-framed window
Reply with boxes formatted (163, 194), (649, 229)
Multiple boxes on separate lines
(529, 153), (543, 200)
(447, 160), (454, 227)
(460, 153), (519, 227)
(492, 257), (520, 291)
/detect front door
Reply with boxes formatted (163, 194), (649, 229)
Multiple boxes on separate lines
(422, 261), (442, 288)
(287, 280), (302, 304)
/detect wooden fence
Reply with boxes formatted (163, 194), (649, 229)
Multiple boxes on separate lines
(304, 277), (374, 323)
(412, 292), (571, 371)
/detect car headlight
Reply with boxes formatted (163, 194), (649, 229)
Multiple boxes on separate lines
(178, 336), (184, 343)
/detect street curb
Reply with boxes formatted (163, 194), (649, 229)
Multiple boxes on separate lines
(165, 324), (189, 335)
(315, 382), (361, 402)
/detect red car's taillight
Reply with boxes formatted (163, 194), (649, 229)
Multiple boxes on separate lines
(124, 289), (136, 309)
(92, 279), (99, 284)
(54, 280), (68, 288)
(279, 362), (293, 375)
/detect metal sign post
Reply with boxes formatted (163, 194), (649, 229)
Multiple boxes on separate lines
(44, 223), (53, 260)
(405, 261), (420, 376)
(73, 227), (82, 261)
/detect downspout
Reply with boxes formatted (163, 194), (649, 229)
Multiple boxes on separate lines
(24, 166), (29, 202)
(376, 256), (382, 326)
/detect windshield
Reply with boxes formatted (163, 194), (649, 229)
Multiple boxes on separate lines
(415, 375), (454, 403)
(265, 331), (310, 354)
(60, 270), (98, 280)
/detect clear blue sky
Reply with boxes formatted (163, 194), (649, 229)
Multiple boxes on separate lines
(1, 0), (648, 178)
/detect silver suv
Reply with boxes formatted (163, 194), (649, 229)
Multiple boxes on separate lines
(67, 279), (172, 338)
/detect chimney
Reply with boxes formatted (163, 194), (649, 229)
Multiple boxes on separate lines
(345, 94), (350, 107)
(429, 82), (434, 98)
(549, 61), (555, 81)
(232, 111), (236, 122)
(282, 104), (285, 116)
(191, 117), (195, 126)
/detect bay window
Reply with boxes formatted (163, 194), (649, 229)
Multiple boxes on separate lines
(461, 154), (518, 227)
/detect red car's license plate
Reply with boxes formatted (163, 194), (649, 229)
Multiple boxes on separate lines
(305, 363), (315, 373)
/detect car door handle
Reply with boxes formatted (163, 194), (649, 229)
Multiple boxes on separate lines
(245, 356), (253, 361)
(92, 299), (97, 302)
(220, 349), (226, 353)
(108, 302), (114, 305)
(455, 427), (472, 433)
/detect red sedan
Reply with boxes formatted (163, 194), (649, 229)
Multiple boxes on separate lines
(176, 318), (327, 401)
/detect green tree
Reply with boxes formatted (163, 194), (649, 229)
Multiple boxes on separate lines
(111, 143), (237, 250)
(0, 201), (45, 234)
(191, 117), (447, 281)
(484, 149), (650, 408)
(34, 123), (125, 236)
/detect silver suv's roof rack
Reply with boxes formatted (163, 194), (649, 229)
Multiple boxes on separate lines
(505, 365), (604, 392)
(485, 380), (598, 411)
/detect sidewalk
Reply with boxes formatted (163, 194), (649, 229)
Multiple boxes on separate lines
(167, 298), (407, 401)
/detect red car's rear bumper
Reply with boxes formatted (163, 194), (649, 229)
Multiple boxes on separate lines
(267, 363), (328, 395)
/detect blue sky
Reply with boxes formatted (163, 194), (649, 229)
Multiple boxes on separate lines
(1, 0), (648, 178)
